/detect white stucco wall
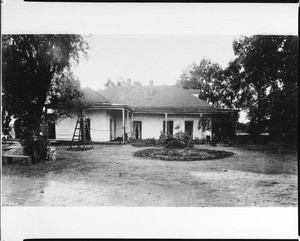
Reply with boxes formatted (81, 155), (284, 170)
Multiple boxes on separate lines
(55, 109), (210, 141)
(88, 109), (110, 141)
(133, 113), (210, 139)
(56, 109), (111, 141)
(55, 109), (78, 141)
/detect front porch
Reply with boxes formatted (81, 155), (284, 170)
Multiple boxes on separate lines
(105, 107), (134, 143)
(55, 106), (134, 143)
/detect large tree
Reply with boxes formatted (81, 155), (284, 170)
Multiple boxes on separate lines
(177, 58), (228, 108)
(231, 35), (298, 138)
(2, 34), (89, 162)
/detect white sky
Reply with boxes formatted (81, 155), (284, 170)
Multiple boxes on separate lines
(72, 35), (239, 90)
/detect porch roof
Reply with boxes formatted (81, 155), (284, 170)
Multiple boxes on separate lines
(81, 87), (111, 106)
(60, 88), (134, 112)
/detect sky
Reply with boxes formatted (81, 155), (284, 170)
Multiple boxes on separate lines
(72, 35), (240, 90)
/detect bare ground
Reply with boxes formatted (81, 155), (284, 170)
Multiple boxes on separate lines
(1, 144), (297, 207)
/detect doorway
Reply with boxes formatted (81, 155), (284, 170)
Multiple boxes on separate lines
(109, 119), (117, 141)
(133, 121), (142, 139)
(80, 118), (91, 141)
(163, 121), (174, 135)
(185, 121), (194, 138)
(110, 119), (113, 141)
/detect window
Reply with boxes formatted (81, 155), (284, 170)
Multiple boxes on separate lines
(163, 121), (174, 135)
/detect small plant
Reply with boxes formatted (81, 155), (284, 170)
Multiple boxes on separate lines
(174, 124), (181, 130)
(131, 138), (157, 147)
(146, 138), (157, 146)
(193, 137), (206, 145)
(158, 131), (193, 149)
(114, 137), (123, 141)
(221, 136), (236, 146)
(210, 137), (217, 146)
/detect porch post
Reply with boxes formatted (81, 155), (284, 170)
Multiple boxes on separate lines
(126, 111), (130, 141)
(131, 112), (134, 139)
(164, 113), (168, 134)
(122, 108), (125, 143)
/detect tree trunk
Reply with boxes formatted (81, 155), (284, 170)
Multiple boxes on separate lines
(22, 91), (50, 163)
(21, 116), (49, 163)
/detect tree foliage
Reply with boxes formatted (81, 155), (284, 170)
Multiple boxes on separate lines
(177, 58), (228, 108)
(178, 36), (297, 140)
(2, 34), (89, 162)
(230, 35), (298, 137)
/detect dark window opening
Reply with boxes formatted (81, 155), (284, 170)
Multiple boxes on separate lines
(48, 121), (56, 139)
(163, 121), (174, 135)
(185, 121), (193, 138)
(80, 118), (91, 141)
(133, 121), (142, 139)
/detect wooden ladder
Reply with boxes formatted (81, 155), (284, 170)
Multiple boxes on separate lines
(70, 113), (93, 150)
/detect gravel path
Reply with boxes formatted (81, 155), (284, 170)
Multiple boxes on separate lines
(1, 144), (297, 206)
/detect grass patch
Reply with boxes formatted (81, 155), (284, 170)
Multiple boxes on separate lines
(134, 147), (234, 161)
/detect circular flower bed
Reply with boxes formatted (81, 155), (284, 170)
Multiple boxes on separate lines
(134, 148), (234, 161)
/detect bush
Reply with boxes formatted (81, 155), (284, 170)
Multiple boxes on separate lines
(158, 131), (193, 149)
(218, 136), (236, 146)
(210, 137), (217, 146)
(131, 138), (157, 147)
(193, 137), (206, 145)
(146, 138), (157, 146)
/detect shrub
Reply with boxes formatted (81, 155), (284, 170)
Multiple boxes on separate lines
(146, 138), (157, 146)
(114, 137), (123, 141)
(210, 137), (217, 146)
(193, 137), (206, 145)
(131, 138), (157, 147)
(158, 131), (193, 149)
(219, 136), (236, 146)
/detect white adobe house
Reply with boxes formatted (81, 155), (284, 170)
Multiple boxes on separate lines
(55, 80), (236, 142)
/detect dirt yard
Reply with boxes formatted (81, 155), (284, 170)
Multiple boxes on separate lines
(1, 143), (297, 207)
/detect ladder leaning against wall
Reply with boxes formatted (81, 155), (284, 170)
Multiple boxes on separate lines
(70, 109), (93, 150)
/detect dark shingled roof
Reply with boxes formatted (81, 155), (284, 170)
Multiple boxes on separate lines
(81, 87), (111, 106)
(99, 85), (227, 114)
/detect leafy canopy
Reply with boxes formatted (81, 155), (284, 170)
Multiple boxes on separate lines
(2, 35), (89, 120)
(177, 58), (230, 108)
(177, 35), (297, 139)
(231, 35), (298, 137)
(2, 34), (89, 161)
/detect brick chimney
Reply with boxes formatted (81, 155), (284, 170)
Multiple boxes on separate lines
(127, 79), (132, 89)
(148, 80), (154, 95)
(149, 79), (154, 87)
